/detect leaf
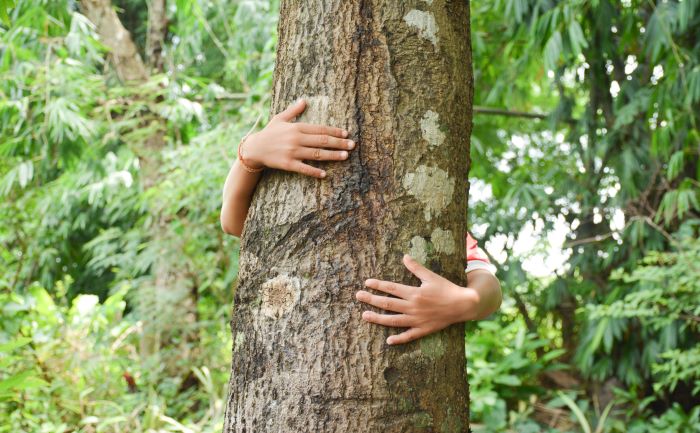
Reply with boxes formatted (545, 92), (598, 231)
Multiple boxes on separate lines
(594, 400), (616, 433)
(0, 337), (32, 354)
(678, 0), (699, 32)
(614, 90), (651, 129)
(686, 66), (700, 105)
(544, 30), (563, 71)
(557, 391), (592, 433)
(644, 3), (677, 62)
(0, 0), (15, 26)
(493, 374), (522, 386)
(567, 20), (588, 56)
(666, 150), (684, 180)
(0, 370), (48, 393)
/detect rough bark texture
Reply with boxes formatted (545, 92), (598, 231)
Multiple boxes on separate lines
(224, 1), (474, 432)
(146, 0), (167, 71)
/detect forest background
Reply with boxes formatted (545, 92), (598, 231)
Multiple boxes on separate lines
(1, 0), (699, 432)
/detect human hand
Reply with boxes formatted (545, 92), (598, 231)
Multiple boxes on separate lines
(240, 98), (355, 178)
(355, 255), (480, 345)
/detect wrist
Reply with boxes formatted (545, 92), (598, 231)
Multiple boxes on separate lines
(239, 132), (264, 170)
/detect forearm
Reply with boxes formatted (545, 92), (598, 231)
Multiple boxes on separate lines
(457, 270), (502, 322)
(220, 159), (263, 237)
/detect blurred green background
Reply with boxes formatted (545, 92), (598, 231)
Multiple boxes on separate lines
(1, 0), (699, 432)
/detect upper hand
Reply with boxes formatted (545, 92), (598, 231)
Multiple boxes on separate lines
(355, 254), (479, 345)
(241, 98), (356, 178)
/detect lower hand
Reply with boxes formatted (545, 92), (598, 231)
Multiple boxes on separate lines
(355, 255), (480, 345)
(241, 98), (356, 178)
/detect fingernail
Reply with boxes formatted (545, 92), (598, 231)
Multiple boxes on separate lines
(343, 130), (349, 137)
(362, 311), (370, 319)
(386, 338), (394, 345)
(341, 151), (348, 159)
(320, 171), (327, 178)
(348, 140), (355, 149)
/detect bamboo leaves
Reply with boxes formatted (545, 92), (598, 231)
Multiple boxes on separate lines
(0, 0), (14, 26)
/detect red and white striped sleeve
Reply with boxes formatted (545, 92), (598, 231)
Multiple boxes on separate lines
(466, 232), (497, 275)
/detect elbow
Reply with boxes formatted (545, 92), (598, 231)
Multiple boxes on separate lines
(221, 221), (241, 237)
(220, 212), (242, 237)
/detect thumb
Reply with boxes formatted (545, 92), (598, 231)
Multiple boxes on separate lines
(274, 98), (306, 122)
(403, 254), (438, 284)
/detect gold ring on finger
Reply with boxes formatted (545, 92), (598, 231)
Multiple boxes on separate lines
(314, 149), (321, 160)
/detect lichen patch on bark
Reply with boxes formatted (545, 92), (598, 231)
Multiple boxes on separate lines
(408, 236), (429, 264)
(402, 165), (455, 221)
(420, 110), (446, 148)
(430, 228), (455, 255)
(419, 333), (446, 359)
(440, 407), (464, 433)
(412, 411), (434, 428)
(260, 274), (302, 319)
(403, 10), (439, 47)
(233, 332), (246, 353)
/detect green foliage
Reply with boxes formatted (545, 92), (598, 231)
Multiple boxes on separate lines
(554, 391), (614, 433)
(1, 0), (276, 429)
(0, 0), (15, 25)
(584, 228), (700, 396)
(470, 0), (700, 429)
(467, 316), (566, 431)
(0, 279), (231, 432)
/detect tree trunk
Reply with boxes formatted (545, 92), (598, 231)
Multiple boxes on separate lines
(146, 0), (167, 71)
(80, 0), (148, 82)
(224, 1), (474, 432)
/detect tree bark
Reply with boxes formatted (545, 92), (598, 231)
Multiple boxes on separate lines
(146, 0), (167, 71)
(224, 1), (474, 432)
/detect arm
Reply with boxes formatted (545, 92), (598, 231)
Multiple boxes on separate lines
(220, 98), (355, 236)
(356, 255), (502, 345)
(220, 160), (264, 236)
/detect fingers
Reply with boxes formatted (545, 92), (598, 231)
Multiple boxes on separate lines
(403, 254), (437, 283)
(361, 311), (412, 328)
(364, 279), (413, 298)
(295, 147), (350, 162)
(387, 328), (426, 345)
(288, 161), (326, 179)
(274, 98), (307, 122)
(296, 122), (349, 139)
(355, 290), (411, 314)
(299, 133), (355, 150)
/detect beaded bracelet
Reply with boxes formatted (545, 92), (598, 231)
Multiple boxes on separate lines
(237, 113), (264, 173)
